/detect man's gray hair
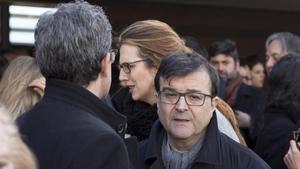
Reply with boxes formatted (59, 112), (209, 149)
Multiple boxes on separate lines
(35, 1), (112, 86)
(265, 32), (300, 55)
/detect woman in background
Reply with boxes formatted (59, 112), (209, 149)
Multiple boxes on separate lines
(0, 56), (45, 120)
(240, 54), (266, 88)
(255, 55), (300, 169)
(112, 20), (189, 140)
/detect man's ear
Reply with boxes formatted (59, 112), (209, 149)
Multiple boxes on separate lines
(100, 53), (110, 78)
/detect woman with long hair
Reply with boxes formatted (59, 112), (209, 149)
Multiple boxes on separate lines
(0, 56), (45, 120)
(112, 20), (189, 140)
(255, 54), (300, 169)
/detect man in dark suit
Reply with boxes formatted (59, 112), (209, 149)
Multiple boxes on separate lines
(17, 1), (131, 169)
(207, 39), (265, 148)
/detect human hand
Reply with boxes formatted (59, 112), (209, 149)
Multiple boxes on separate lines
(235, 110), (251, 128)
(284, 140), (300, 169)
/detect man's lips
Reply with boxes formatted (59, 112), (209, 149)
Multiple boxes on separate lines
(173, 118), (190, 122)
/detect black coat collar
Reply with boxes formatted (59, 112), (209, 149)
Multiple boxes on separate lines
(44, 79), (127, 137)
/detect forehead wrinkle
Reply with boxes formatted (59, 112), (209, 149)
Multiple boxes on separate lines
(161, 86), (204, 93)
(161, 79), (209, 94)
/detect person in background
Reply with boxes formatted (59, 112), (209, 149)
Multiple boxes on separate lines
(0, 105), (37, 169)
(17, 1), (132, 169)
(238, 61), (252, 86)
(241, 54), (266, 88)
(247, 55), (266, 88)
(139, 51), (270, 169)
(255, 55), (300, 169)
(207, 38), (266, 148)
(265, 32), (300, 74)
(0, 56), (44, 120)
(113, 19), (190, 141)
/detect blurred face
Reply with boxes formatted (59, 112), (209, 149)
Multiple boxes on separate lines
(250, 63), (265, 88)
(157, 70), (215, 146)
(210, 54), (239, 83)
(239, 65), (251, 85)
(119, 44), (157, 104)
(266, 40), (287, 74)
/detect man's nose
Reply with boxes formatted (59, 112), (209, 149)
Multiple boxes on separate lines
(216, 64), (225, 72)
(175, 96), (189, 112)
(265, 57), (275, 74)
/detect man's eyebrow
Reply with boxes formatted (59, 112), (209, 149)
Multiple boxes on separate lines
(161, 87), (203, 93)
(185, 89), (203, 93)
(161, 87), (176, 91)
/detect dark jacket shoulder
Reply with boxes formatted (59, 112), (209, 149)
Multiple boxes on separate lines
(255, 107), (298, 169)
(17, 79), (131, 169)
(235, 83), (266, 116)
(139, 112), (270, 169)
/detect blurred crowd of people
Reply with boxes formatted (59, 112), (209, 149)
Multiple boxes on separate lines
(0, 1), (299, 169)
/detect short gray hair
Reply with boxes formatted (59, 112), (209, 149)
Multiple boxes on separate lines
(35, 1), (112, 86)
(265, 32), (300, 55)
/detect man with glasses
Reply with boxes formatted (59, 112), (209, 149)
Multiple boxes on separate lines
(139, 52), (270, 169)
(17, 1), (131, 169)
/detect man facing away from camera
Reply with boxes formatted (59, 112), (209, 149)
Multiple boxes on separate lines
(17, 1), (132, 169)
(139, 52), (270, 169)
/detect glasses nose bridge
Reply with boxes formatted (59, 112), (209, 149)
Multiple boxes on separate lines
(175, 93), (188, 105)
(120, 64), (131, 74)
(119, 68), (129, 80)
(174, 93), (189, 111)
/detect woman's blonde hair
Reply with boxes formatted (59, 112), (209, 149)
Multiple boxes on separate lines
(214, 96), (247, 146)
(0, 106), (37, 169)
(119, 19), (191, 68)
(0, 56), (43, 120)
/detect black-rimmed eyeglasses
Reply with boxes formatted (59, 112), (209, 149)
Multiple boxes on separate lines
(118, 59), (148, 74)
(158, 89), (213, 106)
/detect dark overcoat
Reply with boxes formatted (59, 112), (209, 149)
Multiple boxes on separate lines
(17, 79), (131, 169)
(139, 112), (270, 169)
